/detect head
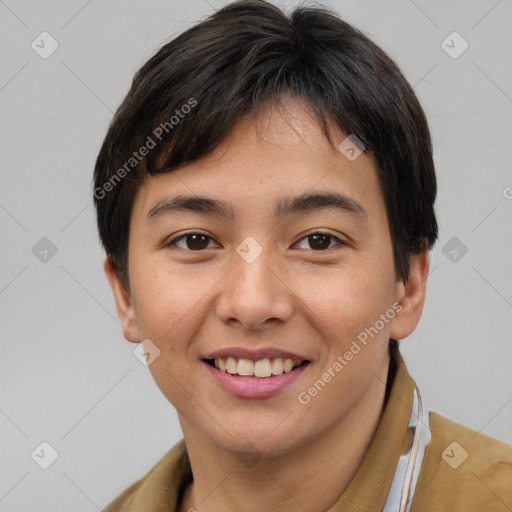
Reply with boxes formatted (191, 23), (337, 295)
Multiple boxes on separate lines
(94, 0), (437, 456)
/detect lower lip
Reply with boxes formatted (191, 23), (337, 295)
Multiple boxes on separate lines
(202, 361), (310, 398)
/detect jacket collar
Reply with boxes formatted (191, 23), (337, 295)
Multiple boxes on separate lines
(327, 339), (417, 510)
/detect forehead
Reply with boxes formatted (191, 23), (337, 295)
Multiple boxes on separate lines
(133, 97), (383, 222)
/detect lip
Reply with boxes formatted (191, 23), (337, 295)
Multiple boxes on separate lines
(201, 359), (311, 398)
(202, 347), (308, 362)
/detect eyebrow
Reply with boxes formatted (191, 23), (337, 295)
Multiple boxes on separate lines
(145, 191), (368, 223)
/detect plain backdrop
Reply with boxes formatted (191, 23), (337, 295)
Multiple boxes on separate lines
(1, 0), (511, 510)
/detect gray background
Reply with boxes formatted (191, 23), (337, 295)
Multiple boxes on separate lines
(1, 0), (511, 510)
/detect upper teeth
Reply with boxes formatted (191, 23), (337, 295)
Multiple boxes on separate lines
(214, 357), (302, 377)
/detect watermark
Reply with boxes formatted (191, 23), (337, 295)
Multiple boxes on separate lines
(31, 31), (59, 59)
(133, 338), (161, 366)
(297, 302), (402, 404)
(31, 441), (59, 469)
(32, 236), (58, 263)
(442, 236), (468, 263)
(94, 97), (198, 200)
(236, 236), (263, 264)
(441, 31), (469, 60)
(338, 134), (365, 161)
(237, 442), (263, 467)
(441, 441), (468, 469)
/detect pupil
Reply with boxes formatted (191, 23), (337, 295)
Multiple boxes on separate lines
(188, 234), (208, 250)
(310, 234), (329, 250)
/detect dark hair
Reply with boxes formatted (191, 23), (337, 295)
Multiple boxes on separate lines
(93, 0), (438, 290)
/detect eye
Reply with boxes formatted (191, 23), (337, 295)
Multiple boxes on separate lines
(295, 232), (346, 251)
(165, 232), (218, 251)
(164, 231), (346, 252)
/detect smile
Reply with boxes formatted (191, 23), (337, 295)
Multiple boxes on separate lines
(206, 356), (307, 377)
(202, 357), (311, 398)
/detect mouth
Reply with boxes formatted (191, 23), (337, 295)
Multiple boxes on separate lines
(200, 348), (312, 398)
(203, 357), (310, 378)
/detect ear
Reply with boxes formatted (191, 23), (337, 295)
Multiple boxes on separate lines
(389, 249), (430, 341)
(103, 255), (141, 343)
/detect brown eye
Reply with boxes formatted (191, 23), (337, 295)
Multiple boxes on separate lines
(308, 234), (330, 250)
(166, 232), (215, 250)
(165, 231), (345, 252)
(295, 232), (345, 251)
(185, 234), (210, 250)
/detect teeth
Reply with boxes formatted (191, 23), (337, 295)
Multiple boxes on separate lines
(226, 356), (238, 374)
(271, 358), (283, 375)
(283, 359), (294, 372)
(237, 358), (254, 376)
(213, 356), (303, 377)
(254, 358), (272, 377)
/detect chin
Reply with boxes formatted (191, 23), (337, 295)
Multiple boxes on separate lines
(201, 415), (308, 460)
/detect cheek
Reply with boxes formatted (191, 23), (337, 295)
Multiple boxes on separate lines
(132, 262), (208, 407)
(304, 261), (394, 339)
(300, 271), (392, 409)
(129, 255), (202, 348)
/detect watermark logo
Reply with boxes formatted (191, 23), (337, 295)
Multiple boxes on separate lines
(236, 442), (263, 467)
(32, 237), (58, 263)
(442, 236), (468, 263)
(236, 236), (263, 264)
(441, 32), (469, 59)
(338, 134), (365, 161)
(31, 31), (59, 59)
(134, 338), (161, 366)
(441, 441), (468, 469)
(31, 441), (59, 469)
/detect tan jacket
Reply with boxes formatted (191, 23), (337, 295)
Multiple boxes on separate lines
(103, 341), (512, 511)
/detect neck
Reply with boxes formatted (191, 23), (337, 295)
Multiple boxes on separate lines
(179, 350), (390, 512)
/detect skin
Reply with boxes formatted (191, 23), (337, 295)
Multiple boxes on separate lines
(105, 96), (430, 512)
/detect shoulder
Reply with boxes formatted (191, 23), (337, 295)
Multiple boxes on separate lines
(102, 438), (191, 512)
(412, 411), (512, 511)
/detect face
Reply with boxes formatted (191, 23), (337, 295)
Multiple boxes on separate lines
(106, 97), (428, 457)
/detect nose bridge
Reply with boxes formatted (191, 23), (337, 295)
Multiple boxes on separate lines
(215, 236), (294, 329)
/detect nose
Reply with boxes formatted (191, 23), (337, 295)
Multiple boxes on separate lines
(215, 247), (294, 330)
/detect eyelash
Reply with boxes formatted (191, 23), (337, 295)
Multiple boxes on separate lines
(163, 231), (347, 251)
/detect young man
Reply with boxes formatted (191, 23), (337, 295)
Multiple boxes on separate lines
(93, 1), (512, 510)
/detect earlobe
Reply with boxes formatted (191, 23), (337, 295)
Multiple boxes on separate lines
(103, 255), (141, 343)
(389, 249), (430, 341)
